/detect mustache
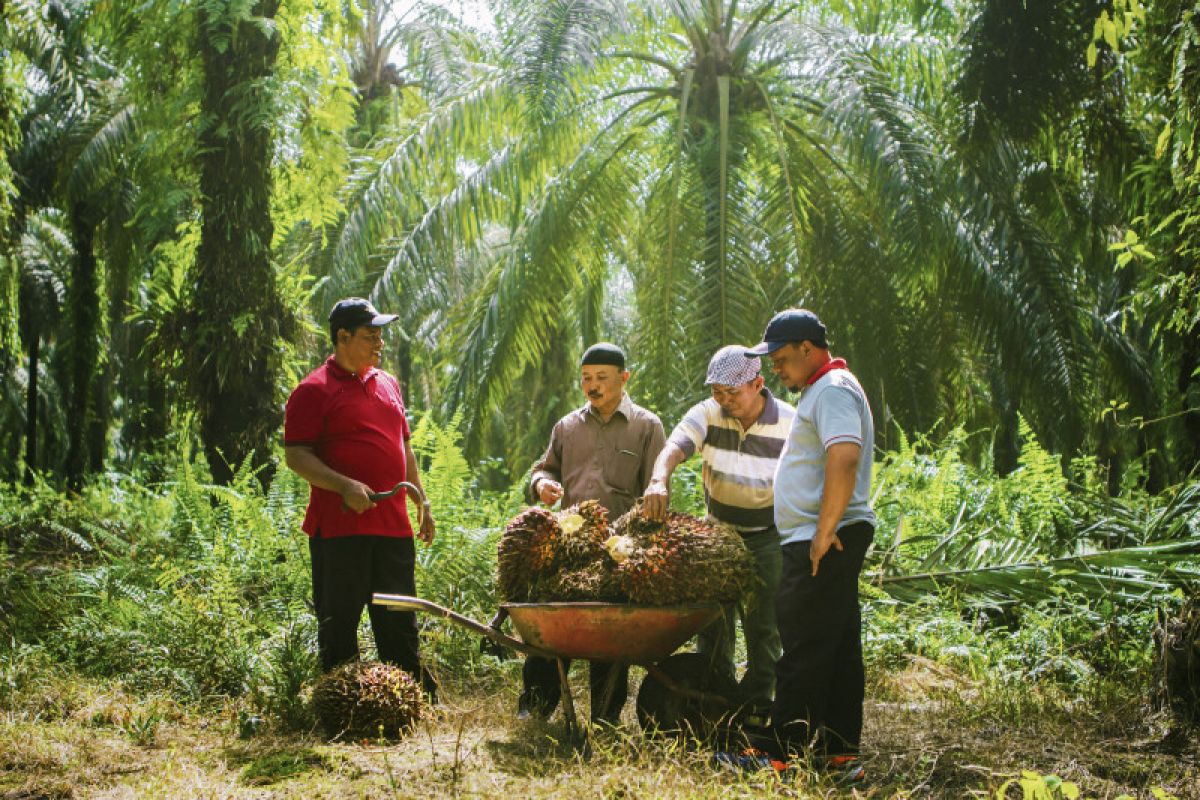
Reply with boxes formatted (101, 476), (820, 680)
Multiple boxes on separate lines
(587, 390), (603, 398)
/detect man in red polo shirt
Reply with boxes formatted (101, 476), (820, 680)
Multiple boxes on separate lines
(284, 298), (437, 697)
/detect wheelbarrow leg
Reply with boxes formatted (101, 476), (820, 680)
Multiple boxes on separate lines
(556, 658), (579, 741)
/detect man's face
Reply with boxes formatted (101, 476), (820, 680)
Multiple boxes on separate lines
(580, 364), (628, 412)
(710, 376), (763, 418)
(341, 324), (385, 371)
(768, 342), (809, 392)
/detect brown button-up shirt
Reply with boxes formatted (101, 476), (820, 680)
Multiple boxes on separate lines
(529, 393), (666, 519)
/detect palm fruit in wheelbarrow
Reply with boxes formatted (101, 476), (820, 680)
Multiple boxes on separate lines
(311, 661), (424, 740)
(496, 498), (755, 605)
(553, 499), (611, 569)
(613, 501), (756, 606)
(496, 506), (562, 601)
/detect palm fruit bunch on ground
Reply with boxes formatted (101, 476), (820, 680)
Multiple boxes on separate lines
(311, 661), (424, 740)
(611, 501), (757, 605)
(496, 507), (562, 601)
(496, 498), (755, 605)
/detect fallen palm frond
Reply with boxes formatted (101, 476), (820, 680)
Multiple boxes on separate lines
(871, 478), (1200, 606)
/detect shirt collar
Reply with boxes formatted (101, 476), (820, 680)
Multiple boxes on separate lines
(324, 354), (377, 382)
(758, 388), (780, 425)
(806, 357), (847, 387)
(581, 392), (632, 422)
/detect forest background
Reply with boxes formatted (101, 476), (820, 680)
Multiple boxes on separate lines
(2, 0), (1200, 797)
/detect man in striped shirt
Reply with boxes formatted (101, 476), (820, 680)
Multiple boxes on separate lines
(643, 345), (795, 709)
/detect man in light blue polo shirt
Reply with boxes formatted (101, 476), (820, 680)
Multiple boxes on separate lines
(745, 309), (874, 779)
(643, 345), (795, 710)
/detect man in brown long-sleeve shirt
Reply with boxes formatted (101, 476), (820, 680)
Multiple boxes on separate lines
(520, 342), (665, 724)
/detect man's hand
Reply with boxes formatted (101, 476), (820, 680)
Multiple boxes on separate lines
(643, 478), (669, 521)
(340, 479), (377, 513)
(809, 529), (843, 576)
(537, 478), (564, 506)
(417, 504), (436, 544)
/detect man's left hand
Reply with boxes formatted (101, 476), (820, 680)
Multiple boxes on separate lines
(810, 530), (843, 576)
(417, 505), (436, 544)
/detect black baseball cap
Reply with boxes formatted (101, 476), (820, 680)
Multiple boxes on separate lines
(328, 297), (399, 337)
(745, 309), (828, 356)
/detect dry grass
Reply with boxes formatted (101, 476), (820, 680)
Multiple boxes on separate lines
(1, 662), (1197, 799)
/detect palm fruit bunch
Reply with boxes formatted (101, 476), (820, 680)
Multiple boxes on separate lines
(496, 506), (562, 601)
(496, 499), (755, 605)
(613, 501), (757, 606)
(553, 499), (611, 569)
(311, 661), (424, 740)
(536, 560), (625, 602)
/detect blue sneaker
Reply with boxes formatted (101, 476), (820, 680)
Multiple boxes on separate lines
(823, 755), (865, 785)
(713, 747), (792, 776)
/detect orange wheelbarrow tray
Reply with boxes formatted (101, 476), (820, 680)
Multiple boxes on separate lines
(371, 594), (740, 733)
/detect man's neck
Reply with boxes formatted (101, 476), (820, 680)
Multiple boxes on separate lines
(334, 352), (369, 376)
(735, 392), (767, 431)
(590, 395), (623, 422)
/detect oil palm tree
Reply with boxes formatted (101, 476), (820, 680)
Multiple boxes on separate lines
(327, 0), (1140, 473)
(5, 0), (138, 487)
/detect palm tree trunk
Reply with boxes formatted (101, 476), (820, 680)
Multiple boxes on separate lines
(24, 331), (38, 484)
(65, 206), (100, 489)
(193, 0), (284, 487)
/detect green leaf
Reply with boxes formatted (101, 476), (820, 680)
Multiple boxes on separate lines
(1156, 122), (1173, 159)
(1103, 17), (1119, 51)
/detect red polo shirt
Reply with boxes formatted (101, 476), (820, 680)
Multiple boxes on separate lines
(284, 355), (413, 538)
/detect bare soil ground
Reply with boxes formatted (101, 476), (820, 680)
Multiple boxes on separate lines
(2, 662), (1197, 799)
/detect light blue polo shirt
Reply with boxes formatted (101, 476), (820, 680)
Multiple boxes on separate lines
(774, 367), (875, 544)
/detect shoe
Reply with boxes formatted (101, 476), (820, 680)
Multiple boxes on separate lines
(713, 747), (792, 776)
(517, 702), (553, 722)
(823, 755), (865, 785)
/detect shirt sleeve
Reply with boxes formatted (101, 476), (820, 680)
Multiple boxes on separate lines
(666, 402), (709, 459)
(528, 420), (564, 502)
(639, 414), (667, 493)
(283, 383), (324, 446)
(813, 385), (864, 450)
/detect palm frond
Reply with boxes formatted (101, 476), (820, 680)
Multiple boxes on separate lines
(873, 536), (1200, 606)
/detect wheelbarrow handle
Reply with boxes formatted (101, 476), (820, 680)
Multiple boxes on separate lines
(371, 594), (557, 660)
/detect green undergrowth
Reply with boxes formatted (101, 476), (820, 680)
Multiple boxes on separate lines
(0, 419), (1196, 796)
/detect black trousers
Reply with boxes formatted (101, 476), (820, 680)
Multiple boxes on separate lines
(521, 655), (629, 723)
(309, 534), (435, 694)
(770, 521), (874, 756)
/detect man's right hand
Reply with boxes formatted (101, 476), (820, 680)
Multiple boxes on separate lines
(340, 479), (377, 513)
(643, 478), (669, 521)
(536, 478), (564, 506)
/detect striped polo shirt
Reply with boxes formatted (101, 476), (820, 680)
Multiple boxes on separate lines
(667, 389), (796, 531)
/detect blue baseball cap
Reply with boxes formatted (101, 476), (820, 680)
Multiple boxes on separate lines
(745, 309), (828, 356)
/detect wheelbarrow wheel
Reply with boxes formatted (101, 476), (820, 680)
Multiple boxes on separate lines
(636, 653), (738, 738)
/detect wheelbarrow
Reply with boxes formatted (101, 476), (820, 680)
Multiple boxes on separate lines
(371, 594), (743, 741)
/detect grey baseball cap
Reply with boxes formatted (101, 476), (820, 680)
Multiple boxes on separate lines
(705, 345), (761, 386)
